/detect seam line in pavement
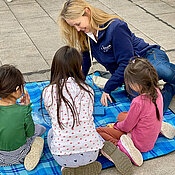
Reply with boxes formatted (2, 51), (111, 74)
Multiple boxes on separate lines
(166, 49), (175, 52)
(23, 69), (50, 76)
(35, 0), (58, 24)
(129, 0), (175, 30)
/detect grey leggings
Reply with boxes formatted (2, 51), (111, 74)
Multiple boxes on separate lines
(0, 124), (46, 166)
(47, 128), (99, 167)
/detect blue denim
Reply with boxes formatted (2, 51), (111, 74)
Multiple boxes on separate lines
(144, 48), (175, 113)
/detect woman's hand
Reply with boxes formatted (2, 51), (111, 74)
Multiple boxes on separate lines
(20, 90), (30, 105)
(101, 92), (112, 107)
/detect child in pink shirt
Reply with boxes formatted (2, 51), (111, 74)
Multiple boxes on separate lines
(97, 57), (175, 166)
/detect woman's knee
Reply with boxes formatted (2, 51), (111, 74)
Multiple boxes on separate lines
(156, 63), (175, 83)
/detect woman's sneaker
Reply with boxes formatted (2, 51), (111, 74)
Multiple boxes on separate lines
(118, 135), (143, 167)
(161, 121), (175, 139)
(101, 141), (133, 175)
(61, 161), (102, 175)
(24, 137), (44, 171)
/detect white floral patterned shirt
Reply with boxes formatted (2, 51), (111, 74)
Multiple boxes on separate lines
(43, 77), (103, 155)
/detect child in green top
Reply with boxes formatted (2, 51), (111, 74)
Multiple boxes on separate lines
(0, 65), (46, 171)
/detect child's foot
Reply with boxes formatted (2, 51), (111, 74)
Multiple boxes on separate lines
(61, 161), (102, 175)
(119, 135), (143, 167)
(101, 141), (133, 175)
(24, 137), (44, 171)
(161, 121), (175, 139)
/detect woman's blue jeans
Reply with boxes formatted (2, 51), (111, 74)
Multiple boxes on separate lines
(145, 48), (175, 113)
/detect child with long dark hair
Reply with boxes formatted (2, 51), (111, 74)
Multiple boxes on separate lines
(42, 46), (134, 175)
(0, 65), (46, 171)
(42, 46), (103, 175)
(97, 57), (175, 167)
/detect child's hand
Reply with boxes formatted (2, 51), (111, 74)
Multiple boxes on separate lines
(20, 90), (30, 105)
(106, 123), (115, 128)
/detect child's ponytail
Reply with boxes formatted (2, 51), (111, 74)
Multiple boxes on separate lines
(152, 97), (160, 121)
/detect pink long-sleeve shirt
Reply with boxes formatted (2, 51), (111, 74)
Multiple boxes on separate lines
(114, 89), (163, 152)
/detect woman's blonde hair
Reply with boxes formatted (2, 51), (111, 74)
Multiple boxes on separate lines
(59, 0), (122, 52)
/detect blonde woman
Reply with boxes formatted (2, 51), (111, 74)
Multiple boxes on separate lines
(59, 0), (175, 109)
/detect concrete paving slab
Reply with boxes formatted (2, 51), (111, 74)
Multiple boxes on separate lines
(132, 0), (175, 15)
(157, 12), (175, 28)
(0, 45), (49, 73)
(36, 0), (65, 22)
(6, 0), (35, 4)
(19, 16), (58, 34)
(100, 0), (144, 18)
(23, 75), (30, 82)
(0, 9), (18, 25)
(37, 0), (65, 11)
(1, 33), (33, 51)
(0, 0), (9, 11)
(166, 51), (175, 62)
(162, 0), (175, 7)
(132, 0), (161, 2)
(45, 59), (53, 67)
(27, 72), (49, 82)
(8, 2), (48, 20)
(42, 9), (60, 22)
(132, 21), (175, 50)
(89, 0), (115, 15)
(11, 14), (63, 62)
(100, 0), (135, 9)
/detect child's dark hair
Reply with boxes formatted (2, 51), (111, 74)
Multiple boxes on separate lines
(0, 64), (25, 98)
(42, 46), (93, 129)
(124, 57), (160, 120)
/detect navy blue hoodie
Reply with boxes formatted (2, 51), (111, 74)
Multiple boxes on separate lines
(82, 19), (160, 94)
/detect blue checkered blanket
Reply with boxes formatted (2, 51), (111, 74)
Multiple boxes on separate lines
(1, 72), (175, 175)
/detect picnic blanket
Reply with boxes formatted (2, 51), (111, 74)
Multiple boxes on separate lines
(1, 72), (175, 175)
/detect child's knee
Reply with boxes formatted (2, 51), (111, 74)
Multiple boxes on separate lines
(117, 112), (128, 121)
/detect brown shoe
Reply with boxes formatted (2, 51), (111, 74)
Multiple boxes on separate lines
(61, 161), (102, 175)
(102, 141), (133, 175)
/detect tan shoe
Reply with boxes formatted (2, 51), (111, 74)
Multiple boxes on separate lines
(24, 137), (44, 171)
(101, 141), (133, 175)
(61, 161), (102, 175)
(120, 135), (143, 167)
(161, 121), (175, 139)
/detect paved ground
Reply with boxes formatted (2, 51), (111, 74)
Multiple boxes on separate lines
(1, 0), (175, 174)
